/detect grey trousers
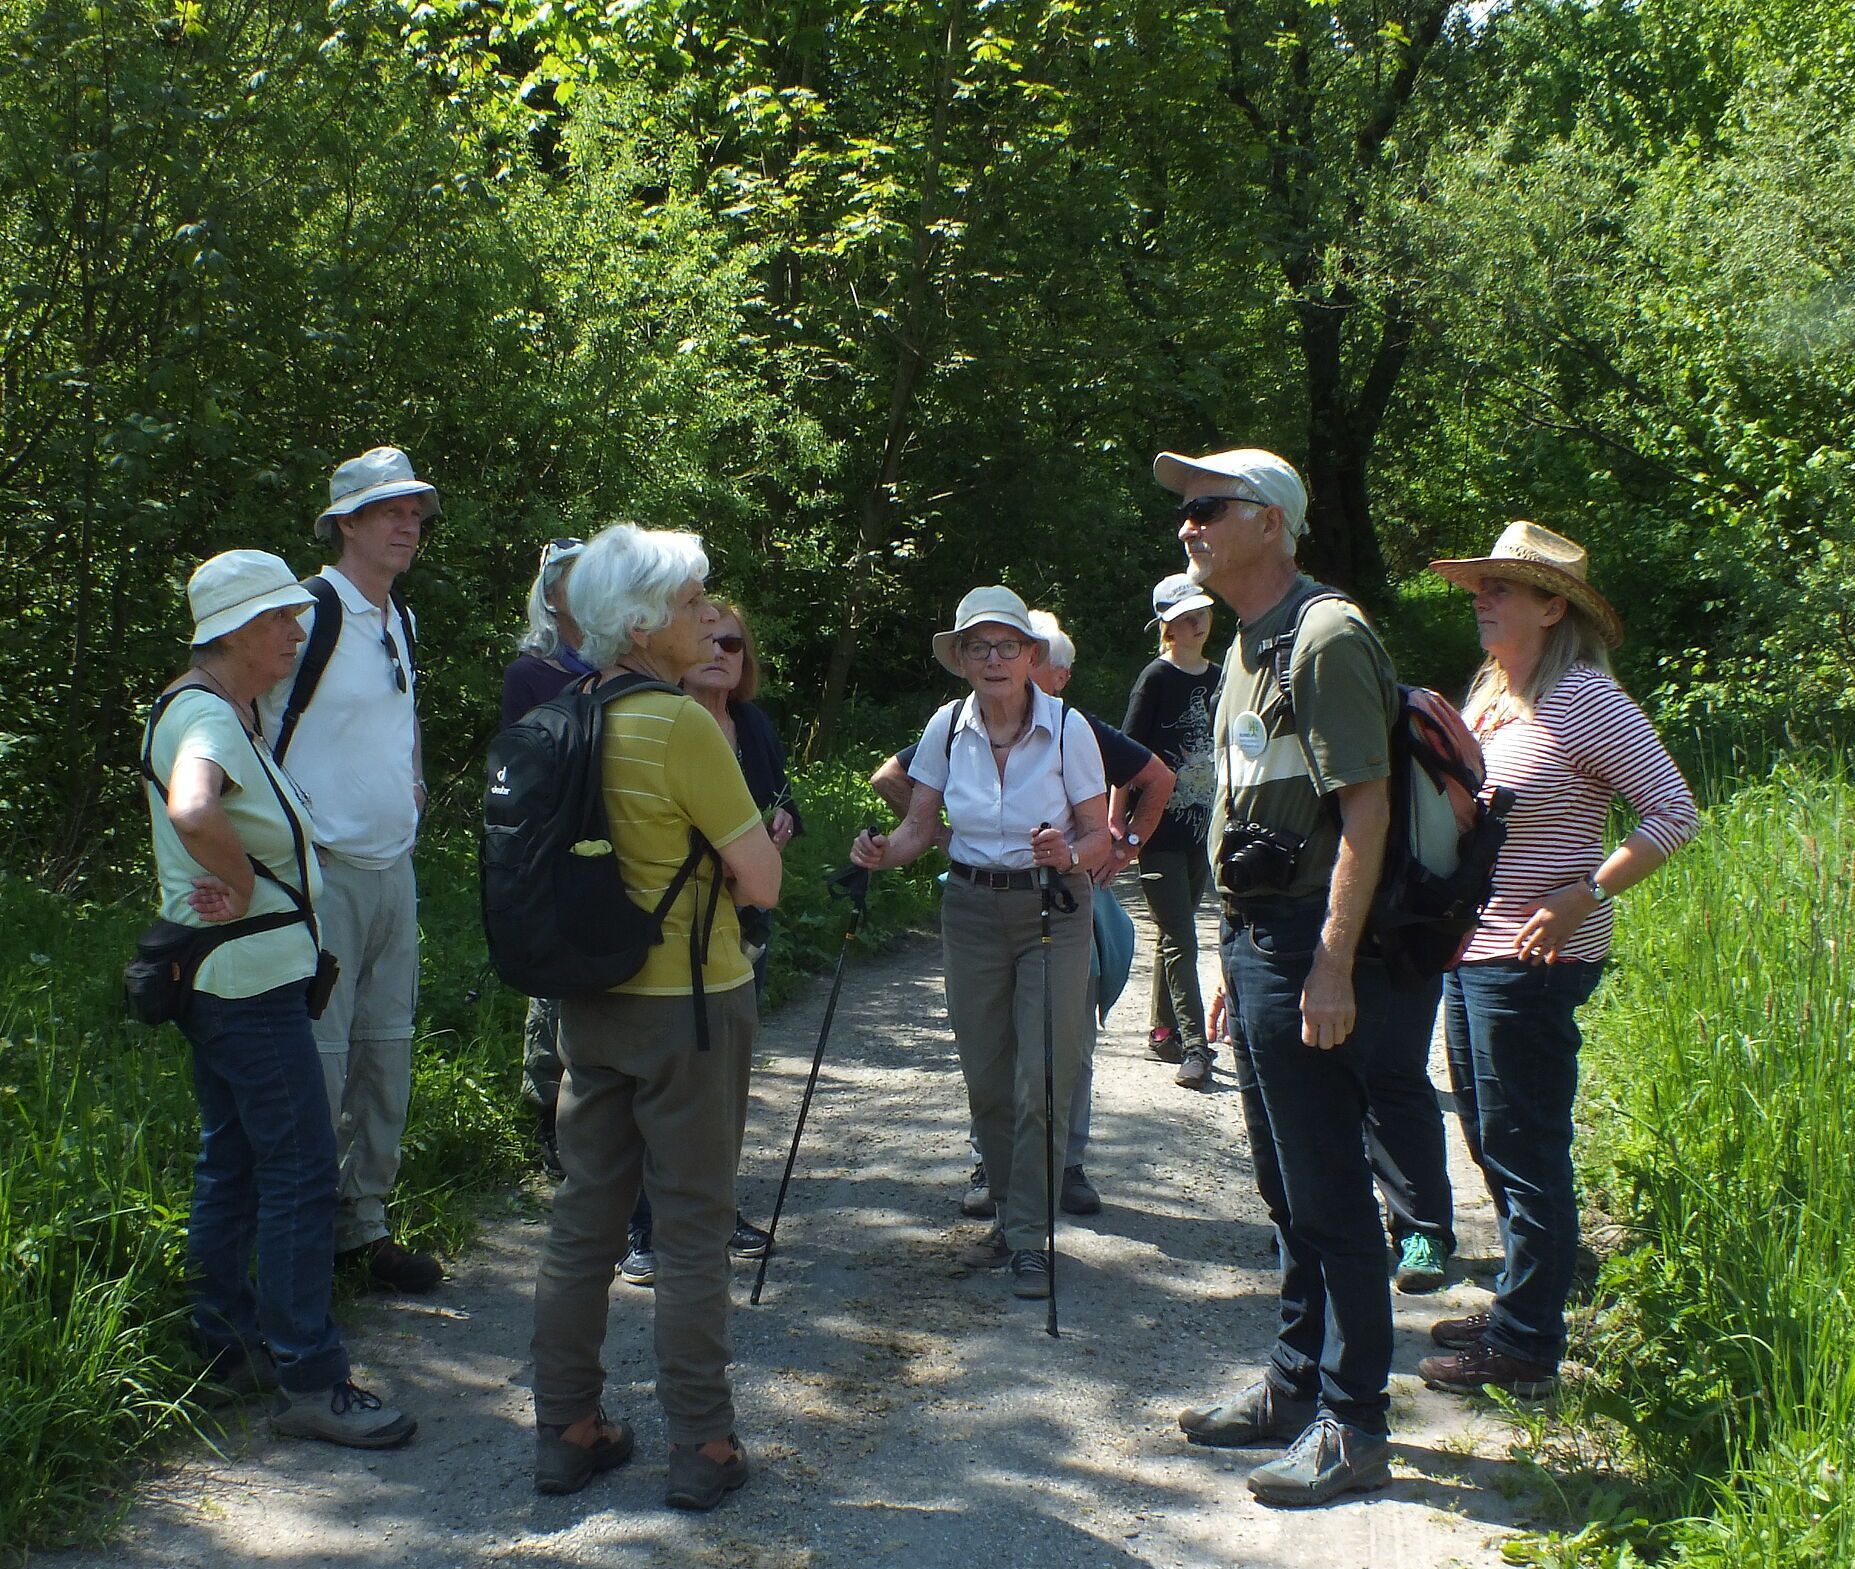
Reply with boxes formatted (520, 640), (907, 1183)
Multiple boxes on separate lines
(523, 996), (563, 1114)
(532, 983), (756, 1445)
(941, 873), (1094, 1252)
(1139, 847), (1210, 1057)
(310, 850), (418, 1253)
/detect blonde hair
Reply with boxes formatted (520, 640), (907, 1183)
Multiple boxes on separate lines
(1462, 586), (1615, 730)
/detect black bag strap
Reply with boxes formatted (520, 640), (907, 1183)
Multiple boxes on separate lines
(1234, 587), (1356, 829)
(274, 575), (417, 763)
(142, 684), (320, 949)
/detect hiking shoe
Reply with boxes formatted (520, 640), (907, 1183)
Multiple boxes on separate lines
(337, 1237), (442, 1294)
(1179, 1379), (1317, 1448)
(1246, 1415), (1391, 1506)
(959, 1225), (1011, 1270)
(271, 1381), (417, 1449)
(1060, 1165), (1102, 1216)
(1009, 1249), (1052, 1299)
(620, 1231), (656, 1287)
(1175, 1046), (1213, 1090)
(1394, 1234), (1448, 1294)
(1148, 1026), (1183, 1063)
(961, 1161), (996, 1218)
(534, 1407), (635, 1495)
(1418, 1344), (1557, 1398)
(1430, 1311), (1494, 1350)
(665, 1436), (749, 1510)
(200, 1345), (279, 1406)
(728, 1214), (771, 1260)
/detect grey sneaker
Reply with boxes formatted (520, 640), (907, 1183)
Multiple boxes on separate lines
(1009, 1249), (1051, 1299)
(961, 1161), (996, 1218)
(620, 1230), (655, 1287)
(1394, 1234), (1448, 1293)
(1175, 1046), (1213, 1090)
(1179, 1379), (1317, 1448)
(271, 1381), (416, 1449)
(959, 1225), (1011, 1269)
(1246, 1415), (1391, 1506)
(1060, 1165), (1101, 1216)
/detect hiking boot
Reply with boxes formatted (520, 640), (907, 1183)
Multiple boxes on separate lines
(271, 1381), (417, 1449)
(1394, 1234), (1448, 1294)
(1148, 1026), (1183, 1063)
(1246, 1415), (1391, 1506)
(1430, 1311), (1494, 1350)
(1175, 1046), (1213, 1090)
(961, 1160), (996, 1218)
(534, 1407), (635, 1495)
(1418, 1344), (1557, 1398)
(1060, 1165), (1102, 1216)
(200, 1345), (279, 1407)
(665, 1436), (749, 1510)
(1179, 1379), (1317, 1448)
(959, 1225), (1011, 1270)
(728, 1214), (771, 1260)
(337, 1237), (442, 1294)
(1009, 1249), (1051, 1299)
(620, 1229), (656, 1287)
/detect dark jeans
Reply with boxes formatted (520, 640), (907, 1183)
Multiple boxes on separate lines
(181, 981), (349, 1395)
(1220, 899), (1441, 1432)
(1367, 1010), (1454, 1254)
(1443, 958), (1604, 1367)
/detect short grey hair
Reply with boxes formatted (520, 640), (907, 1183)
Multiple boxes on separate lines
(566, 523), (709, 670)
(1027, 609), (1074, 670)
(517, 543), (584, 657)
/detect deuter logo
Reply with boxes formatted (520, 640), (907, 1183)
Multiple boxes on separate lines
(489, 764), (511, 799)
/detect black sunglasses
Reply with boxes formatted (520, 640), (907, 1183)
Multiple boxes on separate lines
(1174, 493), (1267, 526)
(382, 628), (408, 693)
(713, 634), (745, 654)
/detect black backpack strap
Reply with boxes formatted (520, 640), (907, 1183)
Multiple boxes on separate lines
(389, 584), (416, 678)
(940, 697), (966, 765)
(273, 575), (341, 765)
(1231, 588), (1352, 830)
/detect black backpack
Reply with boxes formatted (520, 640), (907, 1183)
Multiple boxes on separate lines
(479, 672), (725, 1045)
(273, 575), (418, 765)
(1261, 589), (1516, 986)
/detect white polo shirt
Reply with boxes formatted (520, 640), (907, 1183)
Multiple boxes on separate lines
(256, 566), (419, 868)
(907, 686), (1105, 870)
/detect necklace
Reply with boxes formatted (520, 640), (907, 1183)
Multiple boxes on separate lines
(987, 709), (1031, 750)
(190, 663), (255, 735)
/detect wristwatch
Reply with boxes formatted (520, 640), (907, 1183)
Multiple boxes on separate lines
(1068, 843), (1080, 870)
(1124, 831), (1141, 849)
(1582, 871), (1612, 904)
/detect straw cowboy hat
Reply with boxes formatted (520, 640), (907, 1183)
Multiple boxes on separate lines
(1429, 521), (1623, 647)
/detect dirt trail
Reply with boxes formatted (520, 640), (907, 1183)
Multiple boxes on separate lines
(52, 882), (1531, 1568)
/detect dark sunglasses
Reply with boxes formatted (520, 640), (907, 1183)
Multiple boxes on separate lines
(1174, 493), (1267, 526)
(382, 628), (408, 693)
(539, 537), (585, 569)
(713, 634), (745, 654)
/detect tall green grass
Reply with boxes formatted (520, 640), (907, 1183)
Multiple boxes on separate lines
(1562, 759), (1854, 1565)
(0, 757), (934, 1549)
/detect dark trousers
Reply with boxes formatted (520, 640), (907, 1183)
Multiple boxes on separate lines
(1366, 1011), (1455, 1254)
(1442, 958), (1603, 1366)
(1220, 899), (1441, 1432)
(182, 981), (350, 1395)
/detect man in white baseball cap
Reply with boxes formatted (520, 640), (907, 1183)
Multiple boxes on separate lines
(257, 446), (441, 1295)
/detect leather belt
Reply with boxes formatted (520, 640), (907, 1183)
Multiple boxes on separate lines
(949, 860), (1039, 891)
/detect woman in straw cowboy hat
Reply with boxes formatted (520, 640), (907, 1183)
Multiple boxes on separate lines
(1415, 521), (1698, 1399)
(852, 586), (1109, 1301)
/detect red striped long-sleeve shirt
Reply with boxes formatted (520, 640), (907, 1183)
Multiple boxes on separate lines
(1462, 663), (1698, 965)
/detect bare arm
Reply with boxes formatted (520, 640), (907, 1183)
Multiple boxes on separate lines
(1124, 755), (1174, 846)
(1300, 776), (1389, 1050)
(1033, 794), (1111, 875)
(852, 783), (945, 870)
(718, 821), (782, 909)
(870, 755), (914, 817)
(165, 756), (255, 921)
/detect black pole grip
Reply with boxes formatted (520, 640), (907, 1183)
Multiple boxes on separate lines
(825, 824), (880, 908)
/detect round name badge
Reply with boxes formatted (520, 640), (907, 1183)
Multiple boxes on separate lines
(1234, 711), (1268, 758)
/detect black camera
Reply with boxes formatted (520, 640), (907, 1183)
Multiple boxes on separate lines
(1216, 821), (1305, 898)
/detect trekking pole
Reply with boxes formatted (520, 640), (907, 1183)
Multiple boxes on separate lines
(751, 837), (874, 1306)
(1037, 823), (1061, 1340)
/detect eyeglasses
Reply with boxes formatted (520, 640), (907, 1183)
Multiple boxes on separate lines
(1174, 493), (1267, 526)
(960, 637), (1025, 662)
(382, 628), (408, 693)
(713, 634), (745, 654)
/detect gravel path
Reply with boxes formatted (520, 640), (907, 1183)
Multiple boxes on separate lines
(54, 882), (1531, 1567)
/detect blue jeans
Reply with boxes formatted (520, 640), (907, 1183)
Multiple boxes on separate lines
(182, 981), (349, 1395)
(1442, 958), (1604, 1366)
(1221, 898), (1442, 1432)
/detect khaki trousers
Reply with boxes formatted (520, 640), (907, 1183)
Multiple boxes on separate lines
(941, 873), (1094, 1252)
(532, 983), (756, 1445)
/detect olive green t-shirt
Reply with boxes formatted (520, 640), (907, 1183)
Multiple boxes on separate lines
(1210, 577), (1397, 900)
(600, 690), (764, 997)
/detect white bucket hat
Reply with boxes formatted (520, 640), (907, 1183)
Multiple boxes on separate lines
(1429, 520), (1624, 647)
(188, 550), (316, 646)
(1153, 446), (1309, 540)
(931, 585), (1046, 676)
(314, 446), (441, 542)
(1148, 571), (1216, 628)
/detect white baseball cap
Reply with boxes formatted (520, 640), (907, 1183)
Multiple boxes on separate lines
(188, 550), (316, 646)
(314, 446), (440, 541)
(1153, 447), (1309, 540)
(1147, 572), (1216, 628)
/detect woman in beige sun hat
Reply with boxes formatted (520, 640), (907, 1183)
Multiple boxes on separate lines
(1414, 520), (1697, 1402)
